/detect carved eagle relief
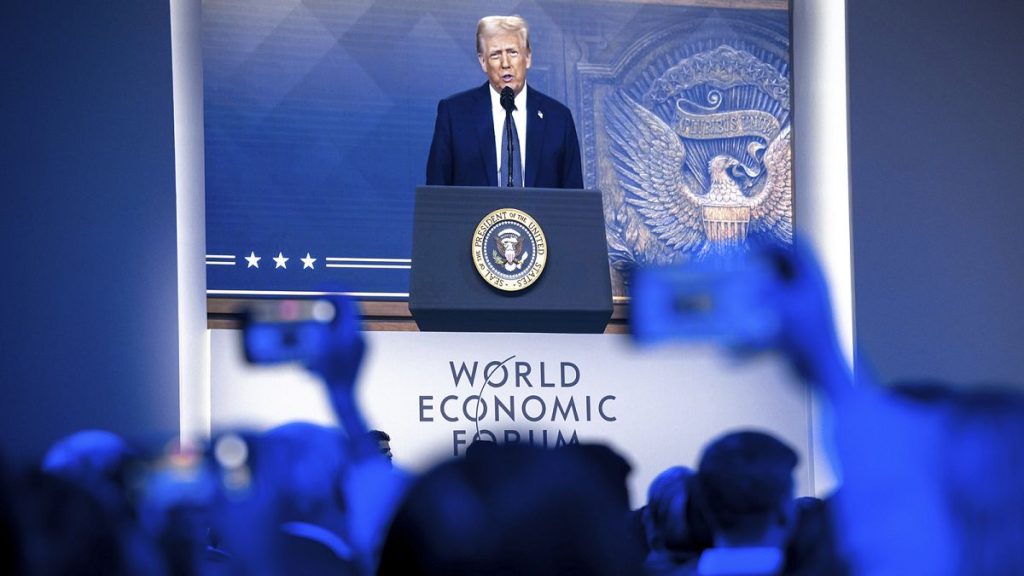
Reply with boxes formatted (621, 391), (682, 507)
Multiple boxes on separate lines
(605, 91), (792, 265)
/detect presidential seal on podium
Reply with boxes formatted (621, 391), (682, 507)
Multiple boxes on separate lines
(471, 208), (547, 292)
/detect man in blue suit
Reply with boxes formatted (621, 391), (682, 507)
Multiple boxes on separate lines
(426, 15), (584, 189)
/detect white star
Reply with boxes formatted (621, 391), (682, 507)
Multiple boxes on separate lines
(244, 251), (261, 268)
(301, 252), (316, 270)
(537, 110), (543, 119)
(273, 252), (289, 269)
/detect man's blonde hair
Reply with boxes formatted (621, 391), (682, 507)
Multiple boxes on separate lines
(476, 15), (530, 55)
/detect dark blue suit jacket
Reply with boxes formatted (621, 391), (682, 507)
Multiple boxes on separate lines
(426, 82), (584, 189)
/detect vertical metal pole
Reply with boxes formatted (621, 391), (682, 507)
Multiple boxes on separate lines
(170, 0), (210, 448)
(793, 0), (853, 496)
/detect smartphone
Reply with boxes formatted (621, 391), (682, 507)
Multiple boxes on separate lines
(630, 253), (780, 346)
(242, 299), (337, 364)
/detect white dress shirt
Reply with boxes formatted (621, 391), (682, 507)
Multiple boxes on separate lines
(489, 83), (528, 185)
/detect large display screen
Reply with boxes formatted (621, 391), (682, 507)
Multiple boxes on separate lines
(203, 0), (793, 300)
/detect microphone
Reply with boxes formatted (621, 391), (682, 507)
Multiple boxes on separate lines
(500, 86), (515, 112)
(500, 87), (516, 186)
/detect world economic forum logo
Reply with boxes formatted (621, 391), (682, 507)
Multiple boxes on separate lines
(471, 208), (547, 292)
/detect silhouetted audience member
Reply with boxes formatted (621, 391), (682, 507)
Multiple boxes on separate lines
(10, 254), (1024, 576)
(378, 442), (643, 576)
(14, 470), (152, 575)
(640, 466), (698, 574)
(41, 429), (137, 518)
(782, 496), (847, 576)
(463, 438), (498, 460)
(679, 430), (798, 576)
(366, 430), (393, 466)
(37, 430), (168, 575)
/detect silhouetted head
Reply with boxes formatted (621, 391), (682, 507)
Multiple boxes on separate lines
(643, 465), (694, 553)
(378, 442), (640, 575)
(41, 429), (137, 517)
(694, 430), (798, 547)
(784, 495), (849, 576)
(367, 429), (393, 465)
(463, 439), (498, 460)
(15, 471), (141, 575)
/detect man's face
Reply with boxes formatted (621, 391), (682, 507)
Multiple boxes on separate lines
(478, 30), (531, 96)
(378, 440), (393, 465)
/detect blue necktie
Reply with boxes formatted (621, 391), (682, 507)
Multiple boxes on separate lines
(499, 114), (523, 187)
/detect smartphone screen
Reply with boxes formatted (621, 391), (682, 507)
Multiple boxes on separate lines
(242, 299), (337, 364)
(630, 257), (779, 346)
